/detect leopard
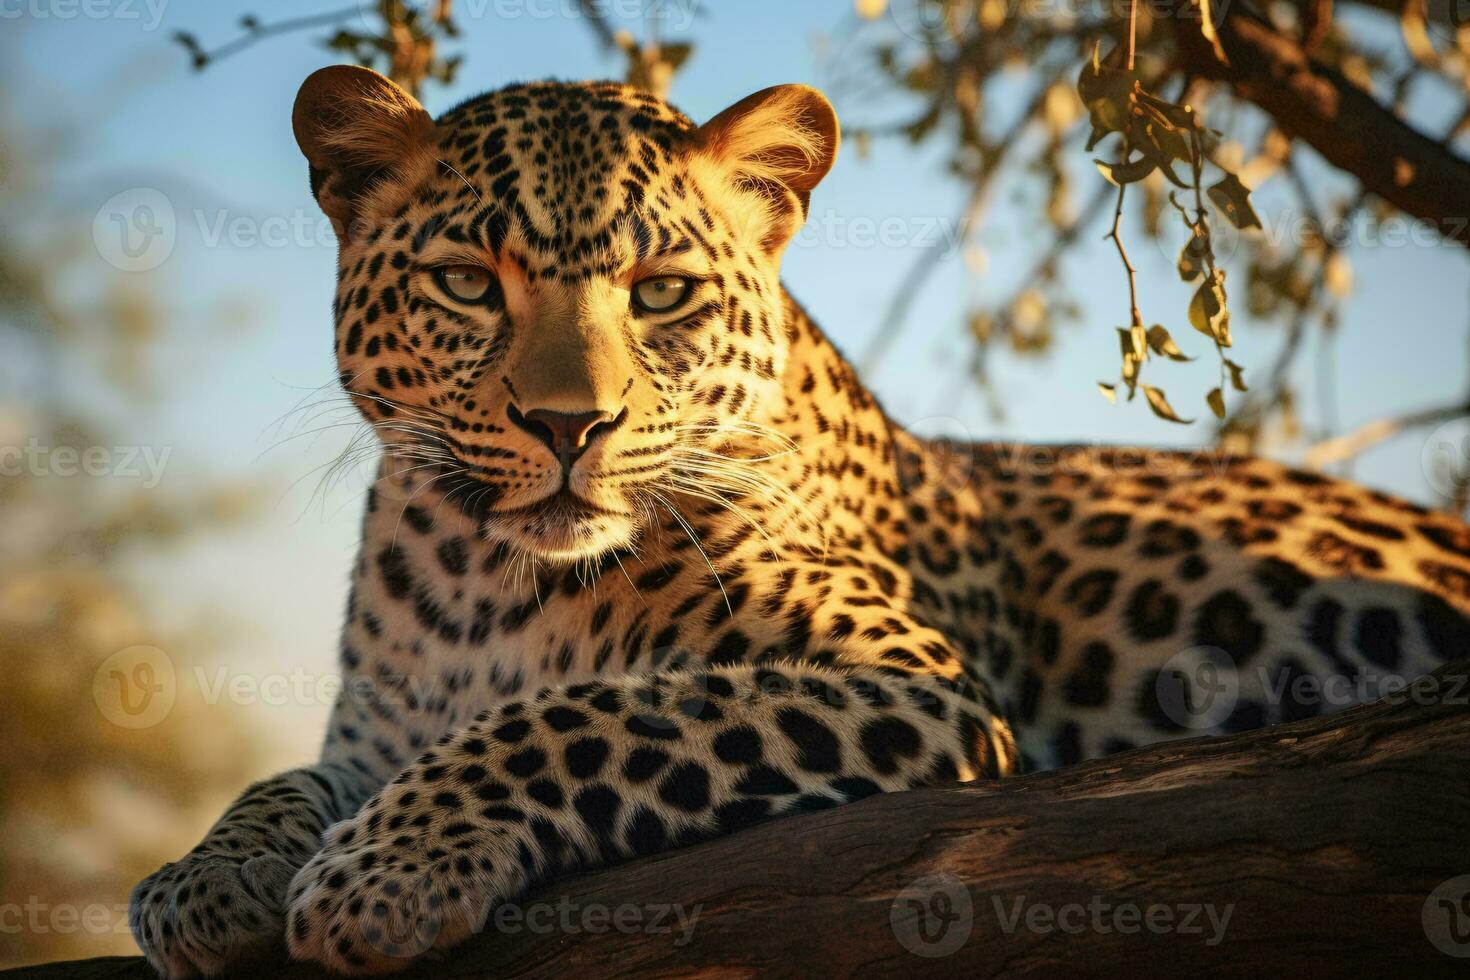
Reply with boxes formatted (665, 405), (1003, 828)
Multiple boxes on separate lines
(127, 64), (1470, 976)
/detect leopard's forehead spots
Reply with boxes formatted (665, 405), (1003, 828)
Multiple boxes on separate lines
(423, 81), (700, 282)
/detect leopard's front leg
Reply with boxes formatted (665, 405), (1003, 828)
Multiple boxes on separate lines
(286, 661), (1009, 973)
(128, 761), (380, 978)
(129, 664), (414, 978)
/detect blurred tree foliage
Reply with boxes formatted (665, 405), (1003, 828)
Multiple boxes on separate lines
(0, 66), (265, 968)
(839, 0), (1470, 487)
(175, 0), (1470, 509)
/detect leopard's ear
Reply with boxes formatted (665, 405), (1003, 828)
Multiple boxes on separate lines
(293, 65), (435, 233)
(696, 85), (840, 251)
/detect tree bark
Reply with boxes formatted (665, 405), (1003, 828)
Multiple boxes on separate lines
(12, 660), (1470, 979)
(1173, 6), (1470, 248)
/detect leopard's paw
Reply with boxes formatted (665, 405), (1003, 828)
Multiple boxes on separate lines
(285, 819), (519, 975)
(129, 850), (297, 978)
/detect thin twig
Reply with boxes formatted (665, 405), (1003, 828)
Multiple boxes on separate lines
(1126, 0), (1138, 71)
(1104, 141), (1143, 328)
(176, 6), (360, 70)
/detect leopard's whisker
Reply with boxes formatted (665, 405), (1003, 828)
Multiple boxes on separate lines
(389, 467), (467, 550)
(649, 489), (732, 618)
(664, 451), (823, 548)
(609, 545), (646, 606)
(655, 476), (787, 563)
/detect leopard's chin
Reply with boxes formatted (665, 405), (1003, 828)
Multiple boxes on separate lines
(519, 527), (636, 565)
(484, 488), (639, 565)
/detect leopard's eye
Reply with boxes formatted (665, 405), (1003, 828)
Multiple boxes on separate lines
(434, 265), (498, 305)
(632, 276), (692, 314)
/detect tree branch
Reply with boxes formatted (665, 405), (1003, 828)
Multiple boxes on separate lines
(1306, 397), (1470, 467)
(1173, 6), (1470, 247)
(24, 658), (1470, 978)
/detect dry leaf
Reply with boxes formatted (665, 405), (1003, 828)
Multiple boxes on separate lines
(1144, 385), (1193, 424)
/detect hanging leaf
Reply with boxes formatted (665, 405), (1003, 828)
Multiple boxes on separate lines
(1206, 172), (1263, 230)
(1094, 154), (1156, 185)
(1143, 385), (1193, 424)
(1117, 325), (1146, 363)
(1131, 322), (1148, 360)
(1224, 358), (1249, 392)
(855, 0), (888, 18)
(1206, 386), (1226, 419)
(1146, 325), (1193, 361)
(1117, 328), (1142, 396)
(1135, 113), (1194, 165)
(1188, 272), (1232, 346)
(1075, 42), (1240, 429)
(1078, 46), (1136, 142)
(1131, 137), (1190, 187)
(1121, 357), (1140, 396)
(1135, 89), (1201, 132)
(1177, 230), (1208, 281)
(1098, 382), (1118, 403)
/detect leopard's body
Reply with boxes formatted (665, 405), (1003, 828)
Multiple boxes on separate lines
(129, 69), (1470, 976)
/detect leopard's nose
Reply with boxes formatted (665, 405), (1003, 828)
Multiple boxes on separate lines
(508, 405), (625, 467)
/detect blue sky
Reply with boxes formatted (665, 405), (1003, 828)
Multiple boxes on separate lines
(10, 0), (1469, 751)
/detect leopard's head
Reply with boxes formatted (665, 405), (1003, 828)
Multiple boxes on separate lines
(294, 67), (838, 563)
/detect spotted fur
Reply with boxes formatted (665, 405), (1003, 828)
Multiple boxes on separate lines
(128, 68), (1470, 976)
